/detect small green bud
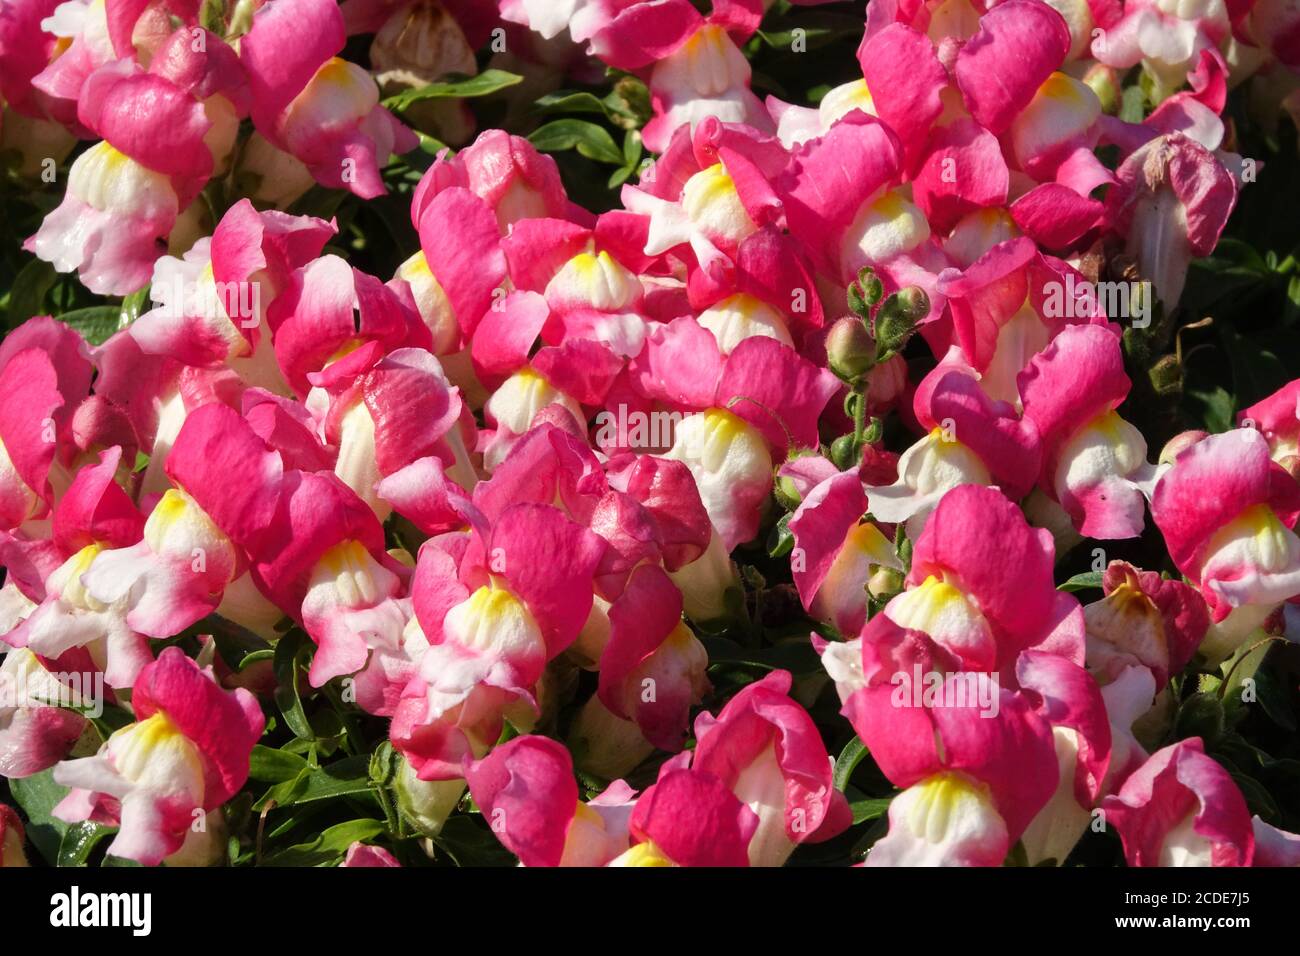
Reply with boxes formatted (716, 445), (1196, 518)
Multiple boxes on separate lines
(826, 316), (876, 382)
(1148, 354), (1182, 396)
(830, 433), (859, 470)
(875, 286), (928, 354)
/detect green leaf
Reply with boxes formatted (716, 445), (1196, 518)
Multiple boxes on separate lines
(261, 755), (376, 809)
(766, 512), (795, 559)
(383, 70), (523, 111)
(58, 821), (112, 867)
(534, 91), (611, 117)
(1220, 327), (1290, 409)
(1228, 771), (1280, 822)
(1253, 664), (1297, 732)
(607, 129), (644, 188)
(833, 736), (868, 791)
(528, 120), (625, 166)
(8, 769), (72, 864)
(60, 305), (122, 345)
(432, 815), (518, 867)
(701, 635), (822, 675)
(6, 258), (57, 326)
(272, 631), (314, 740)
(238, 648), (275, 670)
(1186, 385), (1236, 433)
(849, 797), (892, 825)
(260, 819), (385, 866)
(1176, 692), (1226, 743)
(248, 745), (311, 783)
(119, 286), (152, 326)
(1057, 571), (1104, 592)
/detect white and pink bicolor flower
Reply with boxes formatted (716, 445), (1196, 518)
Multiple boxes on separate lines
(1018, 323), (1156, 539)
(864, 485), (1086, 676)
(867, 358), (1041, 539)
(240, 0), (417, 198)
(5, 445), (151, 689)
(251, 470), (415, 716)
(81, 403), (283, 645)
(691, 669), (851, 866)
(841, 624), (1061, 866)
(1083, 559), (1210, 688)
(788, 467), (901, 637)
(52, 646), (264, 867)
(595, 0), (771, 151)
(130, 198), (336, 392)
(1102, 737), (1254, 867)
(391, 503), (606, 781)
(570, 564), (709, 778)
(1150, 428), (1300, 656)
(30, 39), (230, 295)
(466, 733), (635, 867)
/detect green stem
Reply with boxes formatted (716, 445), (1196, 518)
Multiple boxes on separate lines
(852, 383), (868, 445)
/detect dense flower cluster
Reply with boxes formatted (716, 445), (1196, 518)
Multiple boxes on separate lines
(1, 0), (1299, 868)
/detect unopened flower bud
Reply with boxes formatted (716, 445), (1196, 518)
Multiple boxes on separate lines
(867, 564), (905, 599)
(826, 316), (875, 382)
(1148, 354), (1183, 396)
(847, 267), (883, 317)
(830, 433), (859, 471)
(771, 448), (821, 511)
(874, 287), (927, 355)
(1159, 429), (1208, 465)
(1082, 63), (1120, 114)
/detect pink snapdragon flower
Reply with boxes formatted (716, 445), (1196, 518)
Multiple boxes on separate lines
(691, 670), (851, 866)
(1018, 323), (1156, 538)
(788, 467), (901, 637)
(614, 757), (759, 866)
(466, 734), (635, 866)
(80, 403), (283, 648)
(622, 118), (790, 282)
(251, 470), (416, 715)
(52, 647), (263, 866)
(391, 503), (606, 780)
(1239, 378), (1300, 466)
(569, 564), (709, 778)
(840, 624), (1062, 866)
(631, 323), (839, 550)
(393, 161), (508, 358)
(1015, 650), (1112, 865)
(30, 31), (241, 294)
(0, 645), (95, 778)
(240, 0), (417, 198)
(1083, 560), (1209, 687)
(1102, 737), (1254, 866)
(4, 446), (151, 688)
(863, 485), (1085, 676)
(595, 0), (771, 151)
(866, 358), (1040, 538)
(1150, 428), (1300, 658)
(130, 199), (336, 392)
(0, 319), (94, 531)
(412, 128), (573, 233)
